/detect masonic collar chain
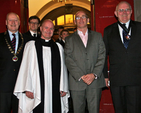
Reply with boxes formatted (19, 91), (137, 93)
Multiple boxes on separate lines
(4, 31), (24, 62)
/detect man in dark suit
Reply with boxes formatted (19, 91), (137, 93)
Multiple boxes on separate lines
(24, 15), (40, 41)
(64, 11), (106, 113)
(59, 29), (69, 48)
(56, 26), (64, 46)
(0, 12), (26, 113)
(103, 1), (141, 113)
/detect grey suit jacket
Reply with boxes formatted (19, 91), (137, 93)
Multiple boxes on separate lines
(64, 30), (106, 90)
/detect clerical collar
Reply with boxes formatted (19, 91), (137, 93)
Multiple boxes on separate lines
(30, 30), (37, 37)
(41, 38), (52, 47)
(45, 39), (50, 42)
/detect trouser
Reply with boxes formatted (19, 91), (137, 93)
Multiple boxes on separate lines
(71, 88), (102, 113)
(110, 85), (141, 113)
(0, 92), (18, 113)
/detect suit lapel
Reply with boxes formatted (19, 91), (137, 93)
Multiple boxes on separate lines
(127, 21), (137, 49)
(86, 30), (93, 50)
(74, 31), (86, 50)
(16, 32), (25, 57)
(28, 31), (32, 37)
(5, 31), (15, 51)
(17, 32), (21, 49)
(113, 23), (126, 49)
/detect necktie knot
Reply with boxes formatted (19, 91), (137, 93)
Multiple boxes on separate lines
(123, 23), (126, 26)
(33, 34), (36, 37)
(12, 33), (15, 37)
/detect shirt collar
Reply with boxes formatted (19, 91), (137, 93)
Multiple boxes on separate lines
(120, 20), (130, 28)
(77, 29), (88, 36)
(8, 30), (18, 40)
(30, 30), (37, 36)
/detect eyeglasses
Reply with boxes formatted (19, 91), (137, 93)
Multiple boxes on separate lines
(118, 9), (131, 13)
(30, 22), (39, 25)
(76, 16), (87, 20)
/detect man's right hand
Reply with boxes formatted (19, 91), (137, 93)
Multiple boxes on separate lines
(25, 91), (34, 99)
(105, 78), (109, 87)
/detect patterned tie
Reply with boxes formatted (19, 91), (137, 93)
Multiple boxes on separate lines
(122, 24), (129, 49)
(12, 34), (16, 52)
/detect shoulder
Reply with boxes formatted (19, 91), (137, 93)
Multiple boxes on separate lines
(0, 32), (8, 42)
(23, 31), (30, 35)
(103, 22), (117, 36)
(104, 22), (117, 31)
(89, 30), (101, 36)
(22, 33), (33, 43)
(131, 20), (141, 27)
(65, 32), (77, 41)
(56, 42), (64, 51)
(88, 30), (103, 41)
(24, 40), (35, 50)
(0, 32), (5, 38)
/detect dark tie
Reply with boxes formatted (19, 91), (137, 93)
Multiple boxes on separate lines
(33, 34), (36, 37)
(12, 34), (16, 52)
(122, 24), (129, 49)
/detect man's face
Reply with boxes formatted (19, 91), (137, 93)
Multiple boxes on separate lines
(75, 11), (89, 30)
(40, 20), (54, 40)
(6, 13), (20, 33)
(61, 31), (69, 40)
(114, 2), (132, 23)
(28, 19), (40, 32)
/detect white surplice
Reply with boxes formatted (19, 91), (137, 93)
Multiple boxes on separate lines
(14, 41), (70, 113)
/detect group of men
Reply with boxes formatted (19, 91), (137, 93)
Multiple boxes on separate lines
(0, 1), (141, 113)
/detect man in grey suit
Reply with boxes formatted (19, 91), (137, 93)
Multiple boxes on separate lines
(64, 11), (106, 113)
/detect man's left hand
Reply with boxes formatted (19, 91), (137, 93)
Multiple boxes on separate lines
(81, 73), (95, 85)
(60, 91), (67, 97)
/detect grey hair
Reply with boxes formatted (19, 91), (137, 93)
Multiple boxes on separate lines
(115, 1), (132, 11)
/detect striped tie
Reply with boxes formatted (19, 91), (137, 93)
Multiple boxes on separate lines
(122, 24), (129, 49)
(12, 34), (16, 52)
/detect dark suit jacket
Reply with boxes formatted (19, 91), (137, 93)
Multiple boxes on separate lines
(0, 31), (26, 93)
(24, 31), (40, 42)
(65, 30), (106, 90)
(103, 20), (141, 86)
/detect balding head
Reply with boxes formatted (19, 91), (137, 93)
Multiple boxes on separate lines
(6, 12), (20, 33)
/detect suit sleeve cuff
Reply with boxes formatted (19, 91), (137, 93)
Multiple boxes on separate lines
(94, 73), (98, 79)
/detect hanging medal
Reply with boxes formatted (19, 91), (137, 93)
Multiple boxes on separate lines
(118, 21), (131, 40)
(12, 55), (18, 62)
(126, 35), (130, 40)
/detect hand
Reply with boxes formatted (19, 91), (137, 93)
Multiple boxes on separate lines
(105, 78), (109, 87)
(81, 73), (95, 85)
(60, 91), (66, 97)
(25, 91), (34, 99)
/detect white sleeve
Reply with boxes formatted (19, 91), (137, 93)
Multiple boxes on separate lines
(14, 41), (41, 113)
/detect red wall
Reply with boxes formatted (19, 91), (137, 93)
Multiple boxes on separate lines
(94, 0), (134, 113)
(0, 0), (28, 33)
